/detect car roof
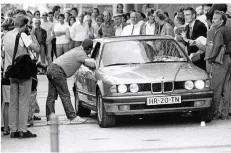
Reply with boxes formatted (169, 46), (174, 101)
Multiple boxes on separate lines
(94, 35), (175, 43)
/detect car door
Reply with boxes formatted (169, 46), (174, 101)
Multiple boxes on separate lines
(83, 41), (101, 107)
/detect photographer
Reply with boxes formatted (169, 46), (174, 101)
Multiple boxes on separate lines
(3, 15), (40, 138)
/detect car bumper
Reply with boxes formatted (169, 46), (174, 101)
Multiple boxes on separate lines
(102, 91), (213, 115)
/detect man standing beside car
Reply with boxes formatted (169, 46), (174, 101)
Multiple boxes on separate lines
(182, 7), (207, 70)
(207, 11), (231, 119)
(46, 39), (93, 125)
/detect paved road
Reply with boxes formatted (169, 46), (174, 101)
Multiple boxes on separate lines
(1, 75), (231, 153)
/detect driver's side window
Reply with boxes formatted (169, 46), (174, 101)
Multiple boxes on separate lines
(91, 42), (101, 60)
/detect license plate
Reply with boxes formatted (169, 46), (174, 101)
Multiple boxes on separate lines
(147, 96), (181, 106)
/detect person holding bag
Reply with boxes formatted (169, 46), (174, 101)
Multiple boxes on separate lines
(3, 15), (40, 138)
(207, 11), (231, 119)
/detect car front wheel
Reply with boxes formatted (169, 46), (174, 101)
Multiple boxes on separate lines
(201, 103), (214, 122)
(96, 91), (116, 128)
(193, 102), (214, 122)
(75, 90), (91, 117)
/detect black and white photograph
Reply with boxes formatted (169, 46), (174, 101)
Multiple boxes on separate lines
(1, 1), (231, 152)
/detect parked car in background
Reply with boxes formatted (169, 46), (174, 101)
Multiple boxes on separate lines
(73, 35), (214, 128)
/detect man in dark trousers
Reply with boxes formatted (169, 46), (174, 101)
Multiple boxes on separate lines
(182, 7), (207, 70)
(46, 39), (93, 125)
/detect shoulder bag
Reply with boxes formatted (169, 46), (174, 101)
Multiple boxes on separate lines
(5, 33), (37, 80)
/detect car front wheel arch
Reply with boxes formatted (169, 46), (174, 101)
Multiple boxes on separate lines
(74, 85), (91, 117)
(96, 90), (116, 128)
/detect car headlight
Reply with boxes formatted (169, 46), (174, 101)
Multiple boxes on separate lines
(184, 81), (194, 90)
(110, 85), (117, 93)
(129, 84), (139, 93)
(118, 84), (127, 93)
(194, 80), (205, 89)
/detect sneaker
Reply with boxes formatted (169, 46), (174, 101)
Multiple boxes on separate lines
(70, 116), (87, 124)
(18, 131), (37, 138)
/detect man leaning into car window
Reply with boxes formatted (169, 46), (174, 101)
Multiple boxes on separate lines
(45, 39), (93, 125)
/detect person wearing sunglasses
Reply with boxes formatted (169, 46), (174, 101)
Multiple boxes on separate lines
(32, 10), (40, 28)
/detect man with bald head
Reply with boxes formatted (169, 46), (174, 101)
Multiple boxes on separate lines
(121, 12), (141, 36)
(46, 39), (94, 125)
(98, 10), (115, 37)
(70, 12), (89, 47)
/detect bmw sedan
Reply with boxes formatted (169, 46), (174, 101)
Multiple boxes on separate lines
(73, 35), (213, 128)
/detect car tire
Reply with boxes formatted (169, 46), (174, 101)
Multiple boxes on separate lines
(193, 102), (214, 122)
(74, 89), (91, 117)
(96, 91), (116, 128)
(201, 102), (214, 122)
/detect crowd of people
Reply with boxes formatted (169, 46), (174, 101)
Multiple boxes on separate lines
(1, 3), (231, 138)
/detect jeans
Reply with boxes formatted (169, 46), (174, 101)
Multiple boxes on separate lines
(9, 77), (32, 132)
(46, 63), (77, 121)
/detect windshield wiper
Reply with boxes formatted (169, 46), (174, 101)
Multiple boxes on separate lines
(145, 60), (187, 64)
(144, 61), (167, 63)
(105, 63), (141, 67)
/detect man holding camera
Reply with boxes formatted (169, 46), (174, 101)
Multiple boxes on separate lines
(46, 39), (93, 124)
(3, 15), (40, 138)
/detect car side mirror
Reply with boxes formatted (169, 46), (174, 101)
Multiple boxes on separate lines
(84, 58), (96, 69)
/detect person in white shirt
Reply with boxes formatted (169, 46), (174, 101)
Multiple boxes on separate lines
(70, 13), (89, 47)
(113, 13), (127, 36)
(140, 9), (159, 35)
(41, 12), (54, 65)
(68, 16), (76, 50)
(121, 12), (140, 36)
(3, 15), (40, 138)
(52, 14), (70, 57)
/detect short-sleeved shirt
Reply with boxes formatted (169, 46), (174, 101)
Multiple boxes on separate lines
(2, 30), (32, 76)
(53, 46), (89, 78)
(53, 22), (70, 44)
(70, 22), (89, 41)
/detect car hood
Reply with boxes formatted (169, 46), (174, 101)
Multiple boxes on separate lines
(98, 63), (208, 84)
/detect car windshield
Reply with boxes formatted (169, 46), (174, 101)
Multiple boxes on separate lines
(102, 39), (188, 67)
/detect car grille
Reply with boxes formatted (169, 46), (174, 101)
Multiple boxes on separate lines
(151, 82), (174, 93)
(138, 82), (185, 93)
